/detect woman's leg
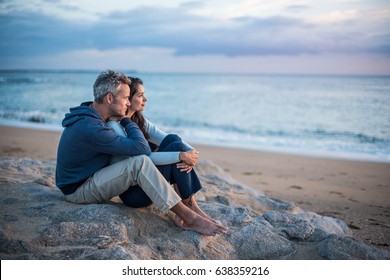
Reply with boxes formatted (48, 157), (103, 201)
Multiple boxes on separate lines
(119, 135), (206, 219)
(157, 134), (186, 151)
(119, 185), (152, 208)
(118, 134), (186, 208)
(156, 134), (202, 199)
(120, 134), (201, 206)
(156, 135), (223, 224)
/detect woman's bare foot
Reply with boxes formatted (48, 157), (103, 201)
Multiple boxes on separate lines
(174, 213), (228, 236)
(183, 196), (223, 226)
(171, 202), (228, 236)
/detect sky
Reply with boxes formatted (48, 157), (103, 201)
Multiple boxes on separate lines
(0, 0), (389, 74)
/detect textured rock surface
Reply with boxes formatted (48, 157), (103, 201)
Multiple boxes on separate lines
(0, 156), (389, 260)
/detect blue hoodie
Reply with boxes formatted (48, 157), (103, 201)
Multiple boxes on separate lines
(55, 101), (151, 195)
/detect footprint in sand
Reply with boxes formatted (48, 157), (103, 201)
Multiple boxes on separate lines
(368, 218), (381, 226)
(4, 146), (25, 154)
(369, 204), (384, 209)
(289, 185), (303, 190)
(329, 191), (346, 198)
(349, 198), (359, 203)
(243, 172), (262, 176)
(318, 211), (342, 218)
(348, 224), (361, 230)
(329, 191), (343, 195)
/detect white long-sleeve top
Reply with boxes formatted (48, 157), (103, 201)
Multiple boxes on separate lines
(107, 119), (193, 165)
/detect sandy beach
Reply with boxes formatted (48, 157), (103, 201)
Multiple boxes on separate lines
(0, 124), (389, 249)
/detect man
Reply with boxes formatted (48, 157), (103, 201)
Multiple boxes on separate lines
(56, 70), (227, 236)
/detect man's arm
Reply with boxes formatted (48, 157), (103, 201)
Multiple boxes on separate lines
(89, 119), (151, 156)
(107, 120), (197, 166)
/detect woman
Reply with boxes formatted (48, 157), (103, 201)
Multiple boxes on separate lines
(108, 77), (222, 229)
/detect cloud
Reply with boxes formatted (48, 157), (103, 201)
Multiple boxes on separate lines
(2, 46), (389, 75)
(1, 11), (102, 56)
(0, 1), (389, 72)
(285, 4), (310, 12)
(3, 10), (388, 56)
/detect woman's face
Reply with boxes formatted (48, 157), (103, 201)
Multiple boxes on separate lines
(129, 84), (147, 112)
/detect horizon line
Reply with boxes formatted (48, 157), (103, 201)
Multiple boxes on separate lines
(1, 68), (389, 77)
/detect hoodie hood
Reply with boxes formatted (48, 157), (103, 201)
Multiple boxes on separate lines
(62, 101), (102, 127)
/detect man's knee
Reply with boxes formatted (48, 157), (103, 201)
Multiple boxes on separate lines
(128, 154), (153, 168)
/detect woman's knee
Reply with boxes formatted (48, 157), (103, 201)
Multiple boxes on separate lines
(159, 134), (182, 149)
(159, 135), (187, 152)
(120, 195), (152, 208)
(164, 134), (182, 143)
(120, 186), (153, 208)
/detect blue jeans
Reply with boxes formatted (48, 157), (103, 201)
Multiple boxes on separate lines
(120, 134), (202, 208)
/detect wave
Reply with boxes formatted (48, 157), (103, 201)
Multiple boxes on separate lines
(160, 118), (389, 145)
(0, 69), (101, 84)
(0, 110), (61, 125)
(304, 128), (389, 145)
(1, 113), (389, 162)
(2, 109), (388, 148)
(0, 77), (40, 84)
(165, 118), (249, 135)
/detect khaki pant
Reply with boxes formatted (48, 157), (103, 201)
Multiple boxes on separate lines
(64, 155), (181, 213)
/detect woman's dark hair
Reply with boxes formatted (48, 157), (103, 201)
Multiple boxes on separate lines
(128, 77), (149, 140)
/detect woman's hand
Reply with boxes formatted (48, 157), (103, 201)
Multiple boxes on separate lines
(176, 162), (193, 173)
(179, 149), (199, 166)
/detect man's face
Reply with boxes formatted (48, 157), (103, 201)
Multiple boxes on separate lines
(109, 83), (131, 118)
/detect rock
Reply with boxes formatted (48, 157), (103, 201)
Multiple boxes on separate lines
(228, 217), (295, 259)
(317, 235), (390, 260)
(0, 157), (389, 260)
(263, 211), (352, 241)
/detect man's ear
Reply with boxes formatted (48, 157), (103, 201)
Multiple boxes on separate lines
(106, 92), (114, 104)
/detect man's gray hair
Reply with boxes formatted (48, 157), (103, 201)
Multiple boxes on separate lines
(93, 70), (131, 103)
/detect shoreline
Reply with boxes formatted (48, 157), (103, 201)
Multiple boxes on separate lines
(1, 119), (388, 164)
(0, 124), (389, 249)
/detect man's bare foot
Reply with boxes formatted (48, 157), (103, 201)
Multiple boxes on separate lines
(174, 215), (184, 228)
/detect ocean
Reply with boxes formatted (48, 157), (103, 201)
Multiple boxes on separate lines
(1, 70), (389, 162)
